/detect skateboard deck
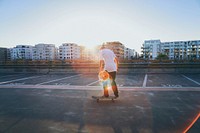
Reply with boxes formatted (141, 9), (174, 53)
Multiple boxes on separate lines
(92, 96), (117, 102)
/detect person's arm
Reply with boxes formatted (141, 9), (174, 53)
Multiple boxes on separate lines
(99, 60), (104, 72)
(114, 57), (119, 72)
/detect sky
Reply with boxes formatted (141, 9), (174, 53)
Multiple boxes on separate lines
(0, 0), (200, 53)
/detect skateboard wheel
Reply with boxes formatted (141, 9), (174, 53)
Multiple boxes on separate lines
(112, 99), (114, 102)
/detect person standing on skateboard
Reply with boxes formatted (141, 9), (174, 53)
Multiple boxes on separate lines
(99, 45), (119, 98)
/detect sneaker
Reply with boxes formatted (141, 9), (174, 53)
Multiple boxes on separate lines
(114, 95), (119, 98)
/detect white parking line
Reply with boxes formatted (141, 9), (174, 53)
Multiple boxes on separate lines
(0, 74), (24, 78)
(0, 76), (41, 85)
(182, 75), (200, 86)
(0, 85), (200, 91)
(142, 74), (148, 87)
(86, 80), (99, 86)
(36, 74), (81, 85)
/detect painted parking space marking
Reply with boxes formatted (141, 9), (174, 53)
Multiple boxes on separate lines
(55, 83), (71, 85)
(142, 74), (148, 87)
(147, 74), (198, 87)
(36, 74), (81, 85)
(0, 76), (41, 85)
(182, 75), (200, 86)
(0, 85), (200, 91)
(0, 74), (24, 78)
(86, 80), (99, 86)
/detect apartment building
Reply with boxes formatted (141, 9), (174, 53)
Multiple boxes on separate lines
(124, 47), (136, 60)
(0, 47), (7, 63)
(59, 43), (80, 60)
(161, 40), (200, 60)
(32, 44), (56, 60)
(141, 40), (161, 60)
(103, 41), (125, 59)
(9, 45), (33, 60)
(5, 42), (137, 61)
(142, 40), (200, 60)
(7, 49), (11, 61)
(80, 46), (98, 60)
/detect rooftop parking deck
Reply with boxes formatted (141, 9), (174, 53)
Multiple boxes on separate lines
(0, 73), (199, 133)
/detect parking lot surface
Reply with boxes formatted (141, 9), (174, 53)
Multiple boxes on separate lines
(0, 73), (200, 87)
(0, 73), (199, 133)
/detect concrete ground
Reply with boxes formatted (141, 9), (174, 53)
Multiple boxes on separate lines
(0, 73), (199, 133)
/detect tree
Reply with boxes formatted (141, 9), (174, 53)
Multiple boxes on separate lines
(156, 53), (169, 62)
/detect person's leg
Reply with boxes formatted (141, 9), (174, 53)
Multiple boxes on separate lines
(103, 86), (109, 97)
(108, 71), (119, 97)
(102, 81), (109, 97)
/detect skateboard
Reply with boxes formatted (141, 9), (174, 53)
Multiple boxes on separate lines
(92, 96), (117, 102)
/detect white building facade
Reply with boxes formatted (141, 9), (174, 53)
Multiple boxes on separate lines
(10, 45), (33, 60)
(161, 40), (200, 60)
(59, 43), (80, 60)
(124, 47), (135, 60)
(142, 40), (161, 60)
(142, 40), (200, 60)
(32, 44), (57, 60)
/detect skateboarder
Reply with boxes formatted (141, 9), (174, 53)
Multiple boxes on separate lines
(99, 45), (119, 98)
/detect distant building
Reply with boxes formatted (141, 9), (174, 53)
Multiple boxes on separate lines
(32, 44), (56, 60)
(141, 40), (161, 60)
(10, 45), (33, 60)
(80, 46), (86, 60)
(59, 43), (80, 60)
(80, 46), (98, 61)
(103, 41), (125, 59)
(124, 47), (135, 60)
(7, 49), (11, 61)
(161, 40), (200, 60)
(142, 40), (200, 60)
(0, 47), (7, 63)
(55, 47), (59, 60)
